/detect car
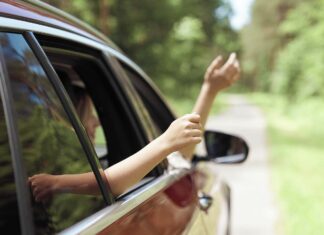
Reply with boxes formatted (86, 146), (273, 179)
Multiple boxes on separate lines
(0, 1), (249, 234)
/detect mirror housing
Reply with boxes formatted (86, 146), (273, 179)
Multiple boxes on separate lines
(194, 130), (249, 164)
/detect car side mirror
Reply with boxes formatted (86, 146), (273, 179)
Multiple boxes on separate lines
(194, 130), (249, 164)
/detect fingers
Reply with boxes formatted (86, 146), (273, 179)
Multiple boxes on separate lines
(191, 136), (202, 144)
(211, 56), (223, 70)
(35, 188), (51, 202)
(223, 53), (238, 71)
(224, 52), (236, 67)
(224, 64), (238, 81)
(29, 174), (53, 203)
(233, 60), (240, 82)
(187, 122), (202, 130)
(205, 55), (223, 79)
(222, 53), (240, 83)
(234, 59), (240, 70)
(204, 52), (240, 90)
(189, 129), (202, 137)
(183, 113), (201, 123)
(182, 115), (203, 137)
(181, 113), (203, 136)
(166, 113), (204, 151)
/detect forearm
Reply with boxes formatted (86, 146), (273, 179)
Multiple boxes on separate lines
(192, 83), (218, 127)
(180, 83), (218, 159)
(105, 136), (171, 196)
(179, 53), (240, 160)
(55, 172), (101, 195)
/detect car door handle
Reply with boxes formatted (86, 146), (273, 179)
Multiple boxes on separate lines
(198, 192), (213, 212)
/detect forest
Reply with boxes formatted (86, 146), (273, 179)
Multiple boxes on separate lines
(44, 0), (324, 103)
(43, 0), (239, 99)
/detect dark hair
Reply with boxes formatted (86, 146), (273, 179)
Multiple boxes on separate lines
(57, 70), (89, 120)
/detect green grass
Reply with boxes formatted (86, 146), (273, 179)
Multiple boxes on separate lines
(248, 93), (324, 235)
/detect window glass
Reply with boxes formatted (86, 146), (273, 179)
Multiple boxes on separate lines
(0, 89), (20, 233)
(0, 32), (105, 233)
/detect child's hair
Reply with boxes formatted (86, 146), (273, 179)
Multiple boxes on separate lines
(58, 70), (89, 122)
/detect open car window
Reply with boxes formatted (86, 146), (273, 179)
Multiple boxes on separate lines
(52, 66), (109, 168)
(35, 34), (167, 180)
(35, 36), (142, 169)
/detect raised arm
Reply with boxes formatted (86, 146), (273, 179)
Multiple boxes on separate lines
(180, 53), (240, 160)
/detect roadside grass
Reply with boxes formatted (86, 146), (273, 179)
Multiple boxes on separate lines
(248, 93), (324, 235)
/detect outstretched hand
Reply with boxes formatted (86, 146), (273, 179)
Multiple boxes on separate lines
(204, 53), (240, 93)
(160, 113), (202, 153)
(29, 173), (59, 203)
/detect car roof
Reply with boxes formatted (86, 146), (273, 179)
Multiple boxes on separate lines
(0, 0), (120, 51)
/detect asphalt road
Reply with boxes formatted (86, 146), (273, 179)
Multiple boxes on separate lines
(206, 95), (278, 235)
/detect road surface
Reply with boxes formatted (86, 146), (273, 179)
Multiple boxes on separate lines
(206, 95), (278, 235)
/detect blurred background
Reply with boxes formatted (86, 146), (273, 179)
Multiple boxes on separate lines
(42, 0), (323, 234)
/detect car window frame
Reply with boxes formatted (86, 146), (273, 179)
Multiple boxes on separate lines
(23, 31), (114, 204)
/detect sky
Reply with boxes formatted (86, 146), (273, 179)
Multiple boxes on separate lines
(227, 0), (255, 30)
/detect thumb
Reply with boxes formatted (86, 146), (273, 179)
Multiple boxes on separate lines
(224, 52), (237, 67)
(205, 56), (223, 78)
(188, 112), (200, 123)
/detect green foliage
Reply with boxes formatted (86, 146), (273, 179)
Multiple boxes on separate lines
(42, 0), (239, 98)
(108, 0), (239, 98)
(240, 0), (302, 91)
(242, 0), (324, 102)
(248, 93), (324, 235)
(271, 0), (324, 100)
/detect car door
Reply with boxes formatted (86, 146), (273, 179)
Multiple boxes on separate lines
(30, 31), (208, 234)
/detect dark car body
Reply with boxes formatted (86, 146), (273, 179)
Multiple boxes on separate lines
(0, 1), (247, 234)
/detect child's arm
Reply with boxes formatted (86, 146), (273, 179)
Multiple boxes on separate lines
(105, 113), (202, 195)
(29, 172), (102, 202)
(29, 113), (202, 200)
(180, 53), (240, 160)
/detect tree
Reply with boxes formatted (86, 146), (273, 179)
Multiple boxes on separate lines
(240, 0), (302, 91)
(271, 0), (324, 100)
(42, 0), (238, 97)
